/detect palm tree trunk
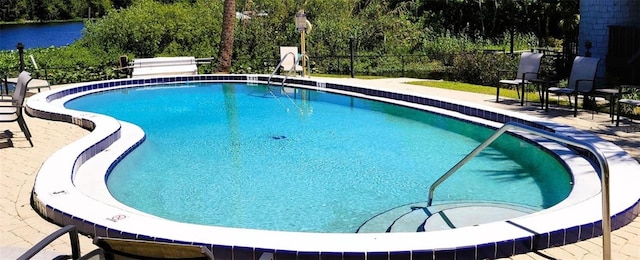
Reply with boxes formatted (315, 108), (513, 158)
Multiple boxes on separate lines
(215, 0), (236, 73)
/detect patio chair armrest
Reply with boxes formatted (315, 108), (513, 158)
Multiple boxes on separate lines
(497, 69), (515, 84)
(17, 225), (81, 260)
(618, 84), (640, 95)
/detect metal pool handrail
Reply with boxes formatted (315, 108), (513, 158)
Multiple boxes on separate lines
(426, 121), (611, 260)
(266, 52), (304, 113)
(267, 51), (298, 87)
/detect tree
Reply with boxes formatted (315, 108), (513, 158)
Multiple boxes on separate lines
(215, 0), (235, 73)
(0, 0), (27, 21)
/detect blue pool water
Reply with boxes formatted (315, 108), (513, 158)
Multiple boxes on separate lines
(65, 82), (571, 233)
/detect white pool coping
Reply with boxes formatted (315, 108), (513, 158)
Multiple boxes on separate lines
(25, 75), (640, 256)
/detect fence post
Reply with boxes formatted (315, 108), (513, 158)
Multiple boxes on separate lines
(509, 29), (514, 54)
(17, 42), (25, 71)
(401, 55), (405, 77)
(350, 36), (355, 78)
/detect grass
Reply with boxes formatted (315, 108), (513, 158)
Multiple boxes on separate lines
(311, 74), (544, 102)
(311, 75), (630, 117)
(407, 80), (629, 116)
(407, 80), (544, 102)
(311, 73), (387, 80)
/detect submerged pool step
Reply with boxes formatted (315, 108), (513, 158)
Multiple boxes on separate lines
(388, 207), (432, 232)
(357, 202), (537, 233)
(420, 204), (535, 232)
(355, 204), (419, 233)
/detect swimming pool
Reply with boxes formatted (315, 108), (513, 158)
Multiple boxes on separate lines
(63, 82), (570, 233)
(26, 75), (640, 259)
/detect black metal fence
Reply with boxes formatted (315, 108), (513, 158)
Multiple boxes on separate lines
(6, 44), (577, 87)
(253, 53), (457, 80)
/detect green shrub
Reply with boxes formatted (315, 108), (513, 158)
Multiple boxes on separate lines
(80, 0), (222, 58)
(0, 45), (120, 83)
(451, 52), (518, 87)
(0, 51), (21, 74)
(1, 0), (543, 85)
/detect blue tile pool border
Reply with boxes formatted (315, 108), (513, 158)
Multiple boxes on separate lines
(26, 74), (640, 260)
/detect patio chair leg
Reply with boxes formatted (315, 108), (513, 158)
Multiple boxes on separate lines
(609, 94), (615, 124)
(496, 85), (500, 102)
(545, 88), (549, 111)
(616, 102), (622, 127)
(520, 85), (525, 106)
(574, 93), (578, 117)
(17, 117), (33, 147)
(538, 86), (545, 109)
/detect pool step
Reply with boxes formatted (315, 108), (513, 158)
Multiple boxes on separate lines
(388, 207), (432, 232)
(357, 202), (537, 233)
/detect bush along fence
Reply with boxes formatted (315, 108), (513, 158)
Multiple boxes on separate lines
(3, 48), (637, 118)
(4, 47), (571, 89)
(252, 53), (455, 79)
(3, 51), (566, 91)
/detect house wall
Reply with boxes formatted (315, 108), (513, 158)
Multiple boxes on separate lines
(579, 0), (640, 78)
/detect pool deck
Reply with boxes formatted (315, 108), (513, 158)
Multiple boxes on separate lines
(1, 77), (638, 259)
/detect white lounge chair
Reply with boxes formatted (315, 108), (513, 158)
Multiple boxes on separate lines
(547, 56), (601, 117)
(279, 46), (303, 76)
(131, 56), (198, 78)
(497, 52), (544, 106)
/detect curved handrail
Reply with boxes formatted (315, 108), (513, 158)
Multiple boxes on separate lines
(426, 121), (611, 260)
(267, 51), (298, 87)
(265, 52), (304, 113)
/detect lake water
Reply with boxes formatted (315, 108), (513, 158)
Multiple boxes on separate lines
(0, 22), (84, 50)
